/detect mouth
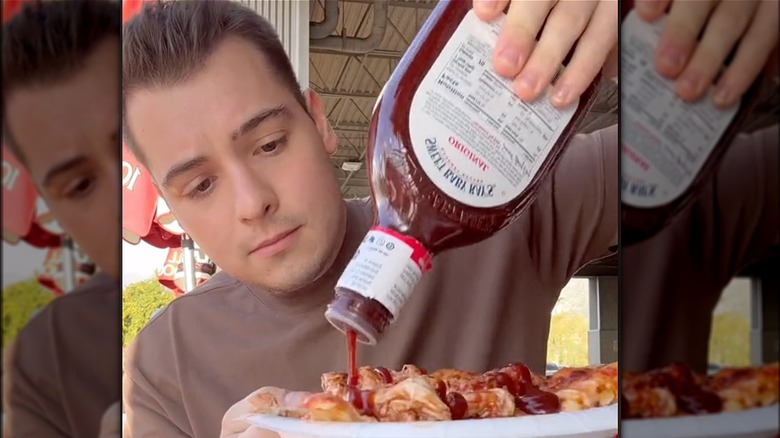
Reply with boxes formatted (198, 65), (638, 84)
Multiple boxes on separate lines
(248, 226), (302, 258)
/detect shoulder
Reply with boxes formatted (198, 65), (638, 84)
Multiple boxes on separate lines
(11, 273), (117, 357)
(123, 271), (242, 371)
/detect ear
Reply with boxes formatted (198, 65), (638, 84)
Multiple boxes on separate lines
(303, 88), (338, 156)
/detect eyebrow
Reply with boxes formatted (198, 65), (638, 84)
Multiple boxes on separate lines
(230, 105), (288, 141)
(161, 106), (289, 189)
(162, 156), (209, 189)
(43, 156), (88, 188)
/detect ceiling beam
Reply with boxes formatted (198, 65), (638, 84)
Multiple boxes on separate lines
(310, 47), (404, 59)
(341, 0), (437, 10)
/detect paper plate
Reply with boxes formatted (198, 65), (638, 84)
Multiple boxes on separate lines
(621, 404), (779, 438)
(242, 404), (617, 438)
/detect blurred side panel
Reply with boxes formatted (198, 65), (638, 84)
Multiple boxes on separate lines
(2, 1), (122, 436)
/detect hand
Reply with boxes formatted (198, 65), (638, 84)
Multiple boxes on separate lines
(473, 0), (618, 108)
(635, 0), (779, 108)
(97, 402), (120, 438)
(220, 387), (312, 438)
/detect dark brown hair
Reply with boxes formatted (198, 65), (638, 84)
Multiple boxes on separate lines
(122, 0), (307, 164)
(2, 0), (121, 162)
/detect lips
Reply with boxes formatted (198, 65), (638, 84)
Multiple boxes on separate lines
(249, 226), (301, 256)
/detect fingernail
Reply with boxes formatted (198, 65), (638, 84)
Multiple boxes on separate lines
(636, 0), (661, 11)
(676, 73), (702, 98)
(474, 0), (500, 13)
(517, 72), (539, 94)
(713, 87), (735, 107)
(498, 44), (523, 69)
(657, 46), (686, 72)
(551, 87), (571, 107)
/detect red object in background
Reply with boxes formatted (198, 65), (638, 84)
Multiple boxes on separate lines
(123, 0), (155, 23)
(37, 247), (95, 296)
(156, 247), (216, 294)
(2, 0), (32, 22)
(122, 145), (160, 244)
(122, 145), (181, 247)
(3, 146), (61, 247)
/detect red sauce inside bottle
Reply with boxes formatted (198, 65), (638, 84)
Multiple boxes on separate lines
(325, 0), (601, 345)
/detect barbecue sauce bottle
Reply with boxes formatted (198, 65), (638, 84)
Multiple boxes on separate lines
(325, 0), (601, 345)
(620, 0), (764, 245)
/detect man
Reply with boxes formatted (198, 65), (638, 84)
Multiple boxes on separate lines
(2, 1), (121, 437)
(121, 1), (618, 437)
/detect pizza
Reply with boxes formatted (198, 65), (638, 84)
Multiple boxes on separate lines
(249, 361), (618, 422)
(622, 362), (779, 419)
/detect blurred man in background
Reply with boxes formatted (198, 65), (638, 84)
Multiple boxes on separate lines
(2, 1), (122, 436)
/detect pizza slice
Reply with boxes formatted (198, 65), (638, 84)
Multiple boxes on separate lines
(543, 362), (619, 412)
(705, 362), (780, 412)
(622, 362), (780, 419)
(252, 361), (617, 423)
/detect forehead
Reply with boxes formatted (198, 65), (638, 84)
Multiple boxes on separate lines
(4, 38), (120, 181)
(125, 36), (300, 177)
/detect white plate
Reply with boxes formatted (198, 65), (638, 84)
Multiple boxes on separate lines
(242, 404), (617, 438)
(621, 405), (779, 438)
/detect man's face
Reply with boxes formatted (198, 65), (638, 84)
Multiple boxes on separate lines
(125, 37), (346, 293)
(5, 38), (120, 279)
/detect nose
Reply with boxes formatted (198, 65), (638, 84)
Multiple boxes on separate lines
(231, 164), (278, 224)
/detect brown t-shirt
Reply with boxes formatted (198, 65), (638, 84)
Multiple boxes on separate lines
(2, 272), (121, 438)
(622, 124), (780, 373)
(122, 125), (618, 438)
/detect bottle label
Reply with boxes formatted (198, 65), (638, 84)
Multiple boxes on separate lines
(336, 227), (432, 319)
(621, 10), (740, 208)
(408, 10), (578, 208)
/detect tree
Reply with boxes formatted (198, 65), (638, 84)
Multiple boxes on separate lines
(122, 278), (176, 347)
(2, 278), (55, 348)
(708, 312), (750, 367)
(547, 312), (589, 367)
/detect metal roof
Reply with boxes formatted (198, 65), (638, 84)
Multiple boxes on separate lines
(309, 0), (620, 199)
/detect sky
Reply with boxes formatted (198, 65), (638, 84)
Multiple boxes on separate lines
(2, 240), (168, 289)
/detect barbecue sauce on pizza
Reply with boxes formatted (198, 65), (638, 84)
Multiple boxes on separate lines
(504, 363), (561, 414)
(620, 0), (764, 245)
(325, 0), (600, 346)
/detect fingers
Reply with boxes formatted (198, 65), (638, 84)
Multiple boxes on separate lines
(492, 0), (556, 78)
(97, 402), (121, 438)
(549, 0), (618, 107)
(674, 1), (759, 102)
(634, 0), (671, 21)
(654, 0), (717, 78)
(220, 387), (286, 438)
(712, 0), (779, 107)
(514, 0), (599, 103)
(472, 0), (510, 21)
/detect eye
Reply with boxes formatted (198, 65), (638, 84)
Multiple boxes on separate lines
(186, 177), (215, 199)
(253, 136), (288, 156)
(64, 177), (96, 199)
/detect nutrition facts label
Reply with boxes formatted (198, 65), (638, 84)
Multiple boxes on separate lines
(409, 10), (577, 208)
(621, 10), (739, 208)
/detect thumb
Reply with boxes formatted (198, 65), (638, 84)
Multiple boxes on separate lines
(97, 402), (121, 438)
(221, 387), (288, 438)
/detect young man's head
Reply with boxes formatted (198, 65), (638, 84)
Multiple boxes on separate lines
(123, 1), (346, 293)
(2, 0), (121, 279)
